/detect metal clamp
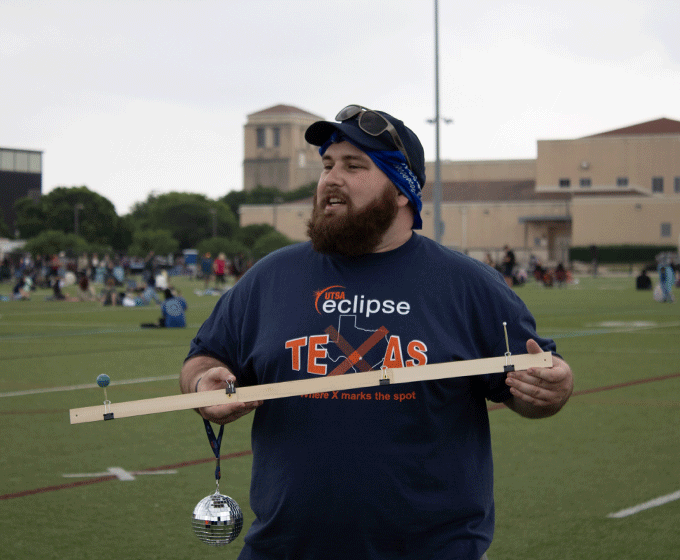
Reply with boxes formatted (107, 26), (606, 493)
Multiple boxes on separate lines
(103, 399), (114, 420)
(503, 322), (515, 373)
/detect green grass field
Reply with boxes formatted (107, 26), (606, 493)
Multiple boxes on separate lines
(1, 274), (678, 559)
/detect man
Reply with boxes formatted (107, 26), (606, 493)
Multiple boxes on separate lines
(181, 105), (573, 560)
(200, 252), (213, 288)
(501, 245), (516, 287)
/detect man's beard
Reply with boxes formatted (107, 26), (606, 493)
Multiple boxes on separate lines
(307, 184), (399, 257)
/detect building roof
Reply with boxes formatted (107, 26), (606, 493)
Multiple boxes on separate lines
(283, 181), (570, 207)
(585, 117), (680, 138)
(247, 104), (323, 120)
(421, 180), (570, 203)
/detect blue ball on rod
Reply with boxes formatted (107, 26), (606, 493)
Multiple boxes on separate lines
(96, 374), (111, 388)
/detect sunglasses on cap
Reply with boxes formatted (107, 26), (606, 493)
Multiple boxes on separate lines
(335, 105), (412, 171)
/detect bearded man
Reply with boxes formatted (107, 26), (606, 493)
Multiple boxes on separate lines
(180, 105), (573, 560)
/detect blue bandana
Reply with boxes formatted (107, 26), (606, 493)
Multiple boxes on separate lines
(319, 132), (423, 229)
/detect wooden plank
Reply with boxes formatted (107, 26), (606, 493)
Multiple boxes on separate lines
(69, 352), (552, 424)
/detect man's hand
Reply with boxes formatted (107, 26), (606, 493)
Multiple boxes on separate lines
(181, 355), (262, 425)
(504, 339), (574, 418)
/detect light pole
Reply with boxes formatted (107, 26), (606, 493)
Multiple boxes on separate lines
(272, 197), (283, 231)
(430, 0), (453, 245)
(74, 203), (84, 236)
(433, 0), (442, 243)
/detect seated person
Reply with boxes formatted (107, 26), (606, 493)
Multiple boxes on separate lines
(12, 275), (33, 300)
(636, 269), (652, 290)
(137, 282), (163, 305)
(45, 278), (79, 302)
(76, 272), (96, 301)
(555, 263), (568, 287)
(101, 277), (122, 306)
(161, 288), (188, 327)
(51, 278), (67, 300)
(141, 288), (187, 328)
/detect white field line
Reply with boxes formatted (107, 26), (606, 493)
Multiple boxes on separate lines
(0, 374), (178, 398)
(589, 348), (680, 354)
(63, 467), (178, 481)
(0, 324), (203, 340)
(549, 321), (680, 340)
(607, 490), (680, 518)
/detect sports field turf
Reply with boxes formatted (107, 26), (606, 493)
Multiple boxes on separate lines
(1, 274), (678, 559)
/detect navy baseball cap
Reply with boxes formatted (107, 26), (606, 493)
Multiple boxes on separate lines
(305, 107), (426, 188)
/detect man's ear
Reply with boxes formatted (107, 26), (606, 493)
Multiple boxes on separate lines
(396, 190), (410, 208)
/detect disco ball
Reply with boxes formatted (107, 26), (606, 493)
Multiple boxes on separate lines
(192, 491), (243, 546)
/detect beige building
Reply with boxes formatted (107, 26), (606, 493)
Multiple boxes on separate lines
(240, 107), (680, 265)
(243, 105), (324, 193)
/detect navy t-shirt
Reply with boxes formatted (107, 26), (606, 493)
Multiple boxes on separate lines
(187, 233), (556, 560)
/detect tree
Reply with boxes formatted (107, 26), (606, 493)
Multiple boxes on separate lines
(109, 214), (135, 253)
(251, 231), (295, 260)
(235, 224), (277, 249)
(14, 186), (120, 247)
(43, 186), (119, 244)
(128, 192), (237, 249)
(222, 183), (315, 216)
(13, 197), (46, 239)
(23, 230), (89, 257)
(196, 237), (248, 260)
(0, 207), (10, 237)
(128, 229), (179, 257)
(222, 190), (251, 217)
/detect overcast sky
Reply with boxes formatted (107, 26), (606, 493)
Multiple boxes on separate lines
(2, 0), (678, 215)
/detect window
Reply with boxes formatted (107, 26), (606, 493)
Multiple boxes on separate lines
(14, 151), (29, 172)
(272, 127), (280, 147)
(674, 177), (680, 193)
(558, 178), (570, 188)
(0, 150), (13, 171)
(579, 178), (591, 188)
(660, 223), (671, 238)
(652, 177), (664, 193)
(616, 177), (628, 187)
(256, 127), (265, 148)
(0, 150), (41, 173)
(28, 153), (42, 173)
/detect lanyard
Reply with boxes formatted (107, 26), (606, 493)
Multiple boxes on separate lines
(203, 418), (225, 482)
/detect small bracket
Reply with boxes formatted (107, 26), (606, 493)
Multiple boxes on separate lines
(103, 399), (113, 420)
(225, 381), (236, 395)
(379, 366), (391, 385)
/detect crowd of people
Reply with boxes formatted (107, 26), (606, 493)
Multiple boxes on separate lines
(0, 250), (191, 323)
(198, 251), (249, 292)
(483, 250), (572, 288)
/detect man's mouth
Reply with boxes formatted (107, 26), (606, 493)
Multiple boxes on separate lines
(326, 197), (345, 207)
(321, 193), (348, 213)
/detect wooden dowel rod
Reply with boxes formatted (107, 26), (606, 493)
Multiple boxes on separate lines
(69, 352), (552, 424)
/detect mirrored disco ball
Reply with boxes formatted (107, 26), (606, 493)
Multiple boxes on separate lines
(192, 492), (243, 546)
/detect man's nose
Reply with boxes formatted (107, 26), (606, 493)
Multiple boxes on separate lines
(322, 164), (344, 187)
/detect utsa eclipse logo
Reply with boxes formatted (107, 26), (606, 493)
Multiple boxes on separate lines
(314, 285), (411, 317)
